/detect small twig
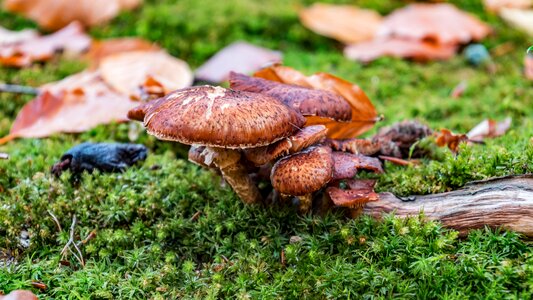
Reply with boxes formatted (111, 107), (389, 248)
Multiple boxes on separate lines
(60, 215), (85, 267)
(0, 83), (39, 95)
(189, 211), (202, 222)
(47, 210), (62, 232)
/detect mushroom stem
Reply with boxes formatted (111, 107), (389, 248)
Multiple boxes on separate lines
(298, 194), (313, 213)
(208, 147), (262, 204)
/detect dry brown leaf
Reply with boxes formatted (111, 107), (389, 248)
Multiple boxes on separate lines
(254, 65), (378, 139)
(85, 38), (160, 69)
(434, 129), (468, 153)
(4, 0), (142, 31)
(483, 0), (532, 13)
(299, 3), (383, 44)
(526, 54), (533, 80)
(377, 3), (491, 45)
(195, 41), (282, 83)
(0, 22), (91, 67)
(0, 26), (37, 45)
(344, 38), (458, 63)
(99, 50), (193, 99)
(0, 71), (139, 144)
(467, 118), (512, 142)
(499, 8), (533, 36)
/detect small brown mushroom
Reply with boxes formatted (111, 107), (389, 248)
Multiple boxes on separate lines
(326, 179), (380, 217)
(244, 125), (327, 166)
(328, 138), (381, 156)
(229, 72), (352, 121)
(270, 145), (334, 212)
(134, 85), (306, 204)
(331, 152), (383, 181)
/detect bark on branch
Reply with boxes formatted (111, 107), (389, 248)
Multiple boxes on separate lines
(364, 175), (533, 236)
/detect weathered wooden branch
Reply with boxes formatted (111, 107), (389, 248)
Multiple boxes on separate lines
(364, 175), (533, 237)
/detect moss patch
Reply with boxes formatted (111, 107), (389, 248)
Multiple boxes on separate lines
(1, 0), (532, 298)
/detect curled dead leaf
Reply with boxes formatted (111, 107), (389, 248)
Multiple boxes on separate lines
(299, 3), (383, 44)
(4, 0), (142, 30)
(99, 50), (193, 99)
(435, 129), (468, 153)
(195, 41), (282, 83)
(0, 71), (139, 144)
(344, 38), (458, 63)
(467, 118), (512, 142)
(377, 3), (491, 45)
(254, 65), (378, 139)
(0, 22), (91, 67)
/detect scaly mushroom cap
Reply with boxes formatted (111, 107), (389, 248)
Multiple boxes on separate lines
(229, 72), (352, 122)
(270, 145), (333, 196)
(332, 152), (383, 181)
(142, 85), (306, 148)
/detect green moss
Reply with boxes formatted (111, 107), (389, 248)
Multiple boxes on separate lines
(1, 0), (533, 298)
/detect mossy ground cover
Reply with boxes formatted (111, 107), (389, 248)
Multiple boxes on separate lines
(1, 0), (532, 298)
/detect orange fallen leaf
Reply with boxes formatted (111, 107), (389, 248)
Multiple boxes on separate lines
(0, 71), (139, 144)
(0, 26), (37, 45)
(434, 129), (468, 153)
(4, 0), (142, 31)
(195, 41), (282, 83)
(499, 8), (533, 36)
(483, 0), (532, 13)
(344, 37), (458, 63)
(254, 65), (378, 139)
(299, 3), (383, 44)
(99, 50), (193, 99)
(467, 118), (512, 142)
(0, 22), (91, 67)
(85, 38), (160, 69)
(377, 3), (491, 45)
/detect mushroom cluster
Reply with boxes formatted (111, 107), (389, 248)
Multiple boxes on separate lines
(128, 67), (415, 215)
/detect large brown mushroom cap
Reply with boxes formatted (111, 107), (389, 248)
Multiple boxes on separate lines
(142, 85), (306, 148)
(229, 72), (352, 122)
(270, 145), (333, 196)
